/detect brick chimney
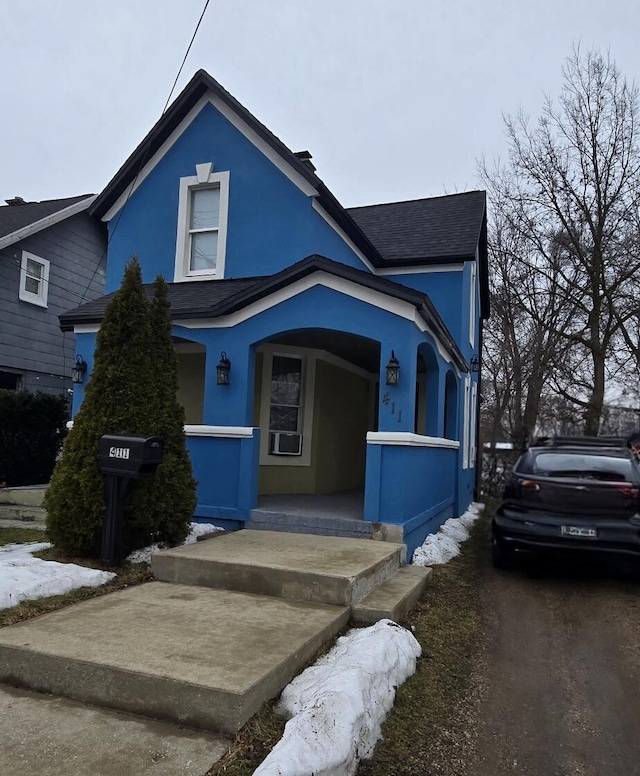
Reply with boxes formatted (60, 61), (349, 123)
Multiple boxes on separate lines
(5, 196), (27, 206)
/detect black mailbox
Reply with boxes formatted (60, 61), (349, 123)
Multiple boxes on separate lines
(97, 435), (163, 477)
(97, 434), (164, 566)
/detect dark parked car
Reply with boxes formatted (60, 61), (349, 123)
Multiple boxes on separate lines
(492, 436), (640, 568)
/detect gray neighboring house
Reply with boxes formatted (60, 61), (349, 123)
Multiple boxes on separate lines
(0, 195), (106, 395)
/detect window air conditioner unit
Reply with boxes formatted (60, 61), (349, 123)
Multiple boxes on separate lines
(270, 432), (302, 456)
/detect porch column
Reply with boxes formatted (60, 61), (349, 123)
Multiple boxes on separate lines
(377, 340), (418, 432)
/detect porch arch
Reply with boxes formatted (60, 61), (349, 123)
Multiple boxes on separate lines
(417, 342), (441, 437)
(444, 370), (458, 439)
(252, 328), (380, 498)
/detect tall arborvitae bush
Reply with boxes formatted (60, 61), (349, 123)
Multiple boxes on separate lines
(128, 275), (196, 548)
(45, 258), (195, 558)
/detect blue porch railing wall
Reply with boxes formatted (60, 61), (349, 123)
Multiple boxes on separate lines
(185, 431), (260, 530)
(364, 443), (458, 560)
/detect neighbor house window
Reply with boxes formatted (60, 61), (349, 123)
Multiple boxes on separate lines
(174, 163), (229, 282)
(0, 371), (21, 390)
(19, 252), (50, 307)
(269, 355), (303, 455)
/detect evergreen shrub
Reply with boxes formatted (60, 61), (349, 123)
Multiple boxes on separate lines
(45, 258), (197, 558)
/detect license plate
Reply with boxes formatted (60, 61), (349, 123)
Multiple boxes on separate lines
(561, 526), (597, 538)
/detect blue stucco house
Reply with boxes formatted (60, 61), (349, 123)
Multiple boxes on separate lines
(60, 70), (488, 558)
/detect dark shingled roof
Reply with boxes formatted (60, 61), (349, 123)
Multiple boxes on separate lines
(60, 255), (468, 371)
(88, 69), (488, 315)
(0, 195), (93, 240)
(347, 191), (486, 264)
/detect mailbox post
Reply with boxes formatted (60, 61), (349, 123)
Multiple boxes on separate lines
(97, 435), (163, 566)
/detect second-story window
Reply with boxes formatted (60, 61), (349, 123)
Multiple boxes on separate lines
(189, 187), (220, 271)
(19, 251), (50, 308)
(174, 164), (229, 282)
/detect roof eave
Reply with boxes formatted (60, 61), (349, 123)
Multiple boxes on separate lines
(0, 195), (97, 251)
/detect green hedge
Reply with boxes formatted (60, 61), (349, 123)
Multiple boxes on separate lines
(0, 390), (68, 486)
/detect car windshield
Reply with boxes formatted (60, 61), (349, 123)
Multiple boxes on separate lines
(532, 452), (635, 482)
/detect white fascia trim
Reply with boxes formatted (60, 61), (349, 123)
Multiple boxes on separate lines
(376, 263), (465, 276)
(74, 324), (100, 333)
(0, 196), (97, 251)
(179, 271), (456, 365)
(102, 96), (318, 222)
(311, 200), (375, 273)
(74, 274), (459, 369)
(66, 421), (255, 439)
(367, 432), (460, 449)
(184, 425), (255, 438)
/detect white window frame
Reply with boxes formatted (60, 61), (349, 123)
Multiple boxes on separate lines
(174, 162), (230, 282)
(258, 345), (316, 467)
(470, 381), (477, 467)
(469, 261), (477, 346)
(462, 375), (471, 469)
(19, 251), (50, 308)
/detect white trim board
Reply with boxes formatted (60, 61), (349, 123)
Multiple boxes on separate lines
(184, 425), (255, 438)
(367, 432), (460, 449)
(179, 272), (457, 366)
(0, 195), (97, 251)
(376, 263), (465, 276)
(102, 95), (318, 223)
(65, 420), (255, 439)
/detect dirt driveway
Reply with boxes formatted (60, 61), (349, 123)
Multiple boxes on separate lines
(468, 555), (640, 776)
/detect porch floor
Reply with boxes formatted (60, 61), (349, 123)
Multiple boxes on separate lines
(256, 490), (364, 521)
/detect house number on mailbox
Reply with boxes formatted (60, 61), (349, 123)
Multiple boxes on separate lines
(109, 447), (131, 460)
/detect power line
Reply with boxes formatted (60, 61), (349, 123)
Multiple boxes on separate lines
(77, 0), (212, 307)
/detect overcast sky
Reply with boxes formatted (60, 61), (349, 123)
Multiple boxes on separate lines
(2, 0), (640, 208)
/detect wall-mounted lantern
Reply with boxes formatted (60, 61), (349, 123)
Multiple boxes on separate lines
(216, 351), (231, 385)
(71, 355), (88, 384)
(470, 355), (480, 373)
(385, 350), (400, 386)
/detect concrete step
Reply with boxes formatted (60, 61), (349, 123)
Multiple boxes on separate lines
(246, 509), (374, 539)
(153, 529), (404, 607)
(0, 581), (349, 734)
(0, 485), (47, 507)
(351, 565), (433, 625)
(0, 504), (47, 524)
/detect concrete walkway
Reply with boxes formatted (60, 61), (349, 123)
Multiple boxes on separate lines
(0, 684), (227, 776)
(0, 528), (430, 766)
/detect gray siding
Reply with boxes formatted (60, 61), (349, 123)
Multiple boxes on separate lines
(0, 211), (106, 395)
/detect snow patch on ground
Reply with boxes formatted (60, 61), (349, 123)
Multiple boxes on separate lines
(254, 619), (421, 776)
(412, 502), (485, 566)
(0, 543), (115, 611)
(0, 522), (225, 610)
(125, 522), (224, 564)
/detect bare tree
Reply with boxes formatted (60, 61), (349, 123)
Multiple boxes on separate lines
(481, 47), (640, 434)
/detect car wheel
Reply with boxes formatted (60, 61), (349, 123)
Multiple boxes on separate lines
(491, 533), (511, 570)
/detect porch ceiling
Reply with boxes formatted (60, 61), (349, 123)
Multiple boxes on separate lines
(270, 330), (380, 373)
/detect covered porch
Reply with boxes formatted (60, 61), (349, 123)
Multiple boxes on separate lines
(162, 258), (470, 557)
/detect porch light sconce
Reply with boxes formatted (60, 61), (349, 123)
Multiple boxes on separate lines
(385, 350), (400, 386)
(216, 351), (231, 386)
(71, 355), (88, 384)
(470, 355), (480, 373)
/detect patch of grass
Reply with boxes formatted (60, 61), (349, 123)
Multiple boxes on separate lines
(357, 509), (494, 776)
(0, 532), (153, 628)
(0, 526), (48, 546)
(206, 703), (286, 776)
